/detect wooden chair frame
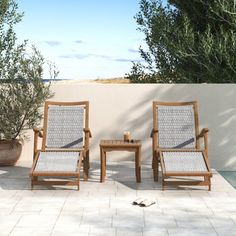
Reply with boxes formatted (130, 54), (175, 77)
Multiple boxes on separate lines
(151, 101), (212, 190)
(29, 101), (92, 190)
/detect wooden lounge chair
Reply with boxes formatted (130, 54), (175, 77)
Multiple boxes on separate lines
(151, 101), (212, 190)
(29, 101), (92, 190)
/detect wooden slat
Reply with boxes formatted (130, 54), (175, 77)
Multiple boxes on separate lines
(32, 180), (80, 186)
(164, 172), (212, 177)
(163, 180), (210, 186)
(31, 171), (79, 177)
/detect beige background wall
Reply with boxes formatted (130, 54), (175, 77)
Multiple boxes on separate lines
(20, 83), (236, 171)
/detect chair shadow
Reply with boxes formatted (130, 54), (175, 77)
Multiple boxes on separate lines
(0, 166), (31, 190)
(89, 161), (163, 190)
(0, 165), (79, 191)
(89, 161), (210, 191)
(0, 162), (207, 191)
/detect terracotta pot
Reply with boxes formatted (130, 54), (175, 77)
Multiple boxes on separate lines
(0, 139), (23, 166)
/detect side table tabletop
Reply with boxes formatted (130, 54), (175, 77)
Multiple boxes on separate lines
(99, 140), (142, 183)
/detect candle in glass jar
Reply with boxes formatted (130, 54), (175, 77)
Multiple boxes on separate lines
(124, 131), (131, 142)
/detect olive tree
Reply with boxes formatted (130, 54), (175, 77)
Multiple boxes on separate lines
(128, 0), (236, 83)
(0, 0), (58, 140)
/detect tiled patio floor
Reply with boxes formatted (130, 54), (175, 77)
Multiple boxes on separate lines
(0, 161), (236, 236)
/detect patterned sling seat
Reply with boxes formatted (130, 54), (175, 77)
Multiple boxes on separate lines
(151, 101), (212, 190)
(29, 101), (92, 190)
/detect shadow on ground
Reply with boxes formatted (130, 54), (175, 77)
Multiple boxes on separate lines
(0, 161), (211, 191)
(0, 166), (31, 190)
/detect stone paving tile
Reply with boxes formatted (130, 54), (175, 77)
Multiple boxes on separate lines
(51, 225), (89, 236)
(143, 208), (163, 216)
(16, 214), (57, 229)
(158, 197), (208, 212)
(0, 215), (21, 235)
(143, 228), (168, 236)
(214, 226), (236, 236)
(10, 211), (41, 216)
(63, 197), (110, 210)
(54, 213), (82, 230)
(113, 212), (144, 229)
(186, 208), (214, 217)
(208, 215), (236, 228)
(0, 197), (20, 213)
(115, 182), (138, 197)
(144, 215), (177, 229)
(0, 190), (17, 198)
(0, 179), (29, 190)
(98, 208), (116, 217)
(110, 196), (136, 209)
(14, 201), (63, 213)
(162, 191), (192, 198)
(231, 215), (236, 224)
(162, 208), (189, 216)
(89, 227), (116, 236)
(168, 228), (218, 236)
(81, 214), (112, 228)
(189, 191), (210, 198)
(137, 189), (163, 197)
(9, 227), (52, 236)
(175, 215), (212, 228)
(116, 228), (143, 236)
(0, 161), (236, 236)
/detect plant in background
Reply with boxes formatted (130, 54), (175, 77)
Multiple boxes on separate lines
(0, 0), (58, 165)
(0, 0), (58, 141)
(127, 0), (236, 83)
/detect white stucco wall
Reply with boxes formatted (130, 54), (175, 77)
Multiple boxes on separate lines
(20, 83), (236, 171)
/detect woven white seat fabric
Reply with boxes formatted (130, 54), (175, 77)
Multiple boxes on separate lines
(46, 106), (84, 149)
(158, 105), (196, 149)
(162, 152), (207, 172)
(35, 152), (79, 172)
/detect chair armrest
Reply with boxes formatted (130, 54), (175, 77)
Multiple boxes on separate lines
(33, 127), (44, 138)
(198, 128), (209, 157)
(33, 127), (43, 159)
(84, 128), (92, 138)
(150, 128), (158, 138)
(198, 128), (209, 138)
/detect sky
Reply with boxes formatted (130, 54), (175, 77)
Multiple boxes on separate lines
(15, 0), (145, 80)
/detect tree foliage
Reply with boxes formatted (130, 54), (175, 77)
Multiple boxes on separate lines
(0, 0), (58, 140)
(128, 0), (236, 83)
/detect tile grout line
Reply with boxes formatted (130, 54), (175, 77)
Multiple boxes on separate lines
(49, 192), (69, 236)
(8, 214), (23, 236)
(206, 215), (220, 236)
(8, 195), (22, 215)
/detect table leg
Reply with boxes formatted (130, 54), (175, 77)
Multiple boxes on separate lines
(135, 147), (141, 183)
(103, 151), (107, 176)
(100, 147), (105, 183)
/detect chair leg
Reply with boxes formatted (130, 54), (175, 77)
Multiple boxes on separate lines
(83, 164), (88, 181)
(86, 150), (90, 169)
(31, 176), (37, 190)
(31, 179), (34, 190)
(162, 177), (165, 191)
(204, 176), (211, 191)
(77, 174), (80, 191)
(83, 150), (90, 181)
(153, 157), (158, 181)
(152, 151), (154, 169)
(208, 177), (211, 191)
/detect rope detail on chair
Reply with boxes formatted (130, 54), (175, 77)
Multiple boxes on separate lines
(157, 105), (196, 149)
(46, 106), (84, 149)
(163, 152), (208, 172)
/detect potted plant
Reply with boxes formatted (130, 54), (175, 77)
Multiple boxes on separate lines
(0, 0), (58, 165)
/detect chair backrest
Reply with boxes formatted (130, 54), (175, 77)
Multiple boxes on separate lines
(42, 101), (89, 150)
(153, 101), (200, 149)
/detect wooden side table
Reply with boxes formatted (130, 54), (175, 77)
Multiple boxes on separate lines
(99, 140), (142, 183)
